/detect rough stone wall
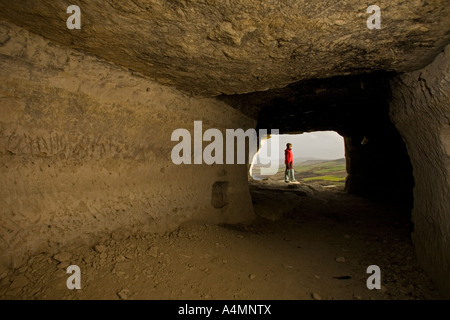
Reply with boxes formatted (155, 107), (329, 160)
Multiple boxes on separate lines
(0, 22), (255, 271)
(389, 44), (450, 297)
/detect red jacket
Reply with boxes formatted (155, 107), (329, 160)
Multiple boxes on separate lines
(285, 148), (293, 164)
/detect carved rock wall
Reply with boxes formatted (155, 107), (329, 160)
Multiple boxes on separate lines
(0, 22), (255, 271)
(389, 44), (450, 297)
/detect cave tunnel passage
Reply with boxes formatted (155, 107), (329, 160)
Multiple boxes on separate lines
(222, 72), (432, 298)
(249, 131), (347, 188)
(222, 71), (415, 225)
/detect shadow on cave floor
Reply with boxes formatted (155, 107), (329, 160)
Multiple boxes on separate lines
(240, 179), (441, 299)
(0, 180), (442, 300)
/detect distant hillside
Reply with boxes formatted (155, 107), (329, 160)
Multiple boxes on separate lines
(293, 158), (347, 186)
(299, 158), (345, 166)
(293, 156), (321, 163)
(256, 156), (343, 167)
(283, 157), (345, 168)
(251, 158), (347, 186)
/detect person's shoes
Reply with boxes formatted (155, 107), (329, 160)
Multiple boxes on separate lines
(291, 180), (297, 182)
(284, 180), (289, 183)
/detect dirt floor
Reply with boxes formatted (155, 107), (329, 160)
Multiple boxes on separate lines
(0, 179), (443, 300)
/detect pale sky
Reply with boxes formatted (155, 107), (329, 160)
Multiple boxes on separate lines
(257, 131), (345, 161)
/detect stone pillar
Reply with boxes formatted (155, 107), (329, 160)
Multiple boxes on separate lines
(389, 44), (450, 297)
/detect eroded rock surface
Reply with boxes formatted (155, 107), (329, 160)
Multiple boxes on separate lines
(0, 21), (255, 272)
(389, 44), (450, 297)
(0, 0), (448, 95)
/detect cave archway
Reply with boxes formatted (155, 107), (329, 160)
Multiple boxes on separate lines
(221, 54), (450, 296)
(249, 131), (347, 188)
(223, 72), (415, 211)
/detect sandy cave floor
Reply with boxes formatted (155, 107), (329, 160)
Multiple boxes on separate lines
(0, 180), (443, 300)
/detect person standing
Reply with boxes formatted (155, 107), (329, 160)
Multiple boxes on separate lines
(284, 143), (296, 183)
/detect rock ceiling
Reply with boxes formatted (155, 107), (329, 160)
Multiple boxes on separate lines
(0, 0), (449, 96)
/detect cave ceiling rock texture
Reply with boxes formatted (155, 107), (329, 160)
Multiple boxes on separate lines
(0, 0), (449, 96)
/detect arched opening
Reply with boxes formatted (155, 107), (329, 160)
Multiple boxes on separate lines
(222, 72), (415, 213)
(232, 72), (426, 298)
(250, 131), (346, 189)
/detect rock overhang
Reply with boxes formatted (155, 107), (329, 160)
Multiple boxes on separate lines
(0, 0), (449, 96)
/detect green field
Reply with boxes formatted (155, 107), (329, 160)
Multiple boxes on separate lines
(281, 158), (347, 186)
(251, 158), (347, 186)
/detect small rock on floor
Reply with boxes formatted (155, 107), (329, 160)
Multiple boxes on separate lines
(312, 292), (322, 300)
(148, 247), (158, 258)
(57, 262), (70, 269)
(94, 245), (107, 253)
(118, 289), (130, 300)
(10, 275), (28, 289)
(53, 252), (72, 263)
